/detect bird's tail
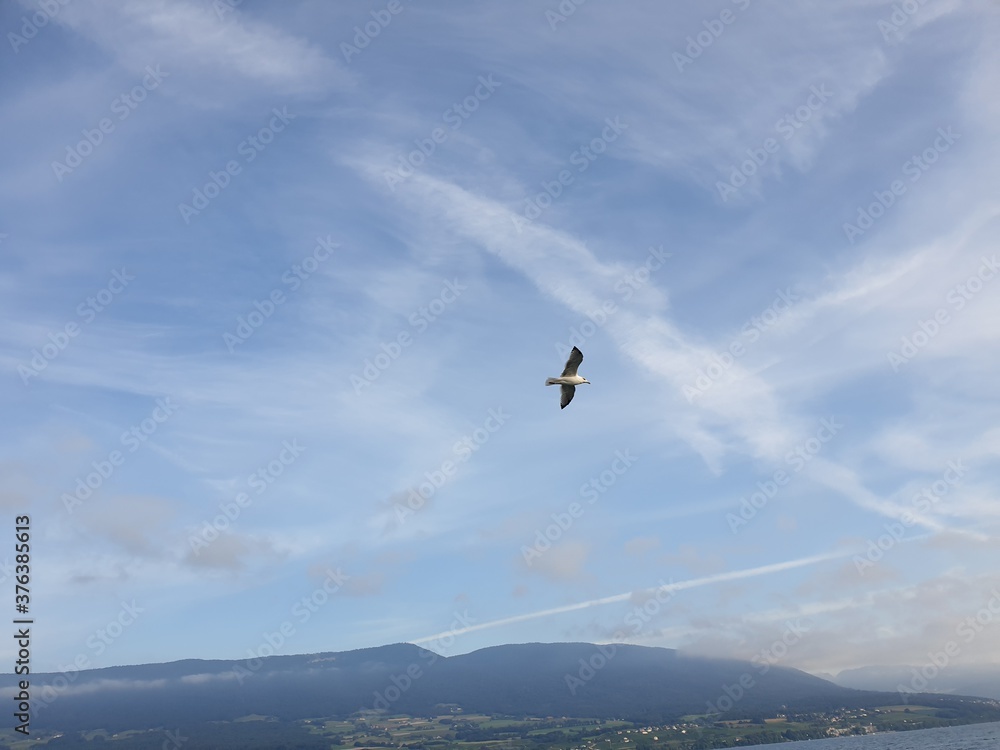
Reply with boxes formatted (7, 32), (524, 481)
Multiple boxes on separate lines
(545, 378), (558, 386)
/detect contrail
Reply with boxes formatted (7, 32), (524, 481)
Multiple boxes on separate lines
(413, 549), (847, 645)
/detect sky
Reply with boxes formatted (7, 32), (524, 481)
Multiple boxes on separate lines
(1, 0), (999, 684)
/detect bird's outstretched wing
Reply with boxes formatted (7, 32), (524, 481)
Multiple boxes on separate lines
(561, 346), (584, 377)
(560, 384), (576, 409)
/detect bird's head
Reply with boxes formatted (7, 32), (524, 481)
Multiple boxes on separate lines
(582, 378), (591, 385)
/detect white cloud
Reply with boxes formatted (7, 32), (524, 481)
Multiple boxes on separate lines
(45, 0), (352, 100)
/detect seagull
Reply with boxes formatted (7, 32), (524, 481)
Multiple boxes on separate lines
(545, 346), (591, 409)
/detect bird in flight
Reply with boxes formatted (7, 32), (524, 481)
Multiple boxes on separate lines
(545, 346), (590, 409)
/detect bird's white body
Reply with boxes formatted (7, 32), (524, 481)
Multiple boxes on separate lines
(545, 375), (589, 387)
(545, 347), (590, 408)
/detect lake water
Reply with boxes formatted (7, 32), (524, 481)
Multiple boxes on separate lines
(775, 721), (1000, 749)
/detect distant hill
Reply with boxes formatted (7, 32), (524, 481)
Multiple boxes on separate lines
(0, 642), (982, 733)
(834, 664), (1000, 700)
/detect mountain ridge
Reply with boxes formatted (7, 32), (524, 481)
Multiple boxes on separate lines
(834, 663), (1000, 700)
(2, 641), (993, 733)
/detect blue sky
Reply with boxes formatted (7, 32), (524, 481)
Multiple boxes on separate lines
(2, 0), (999, 681)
